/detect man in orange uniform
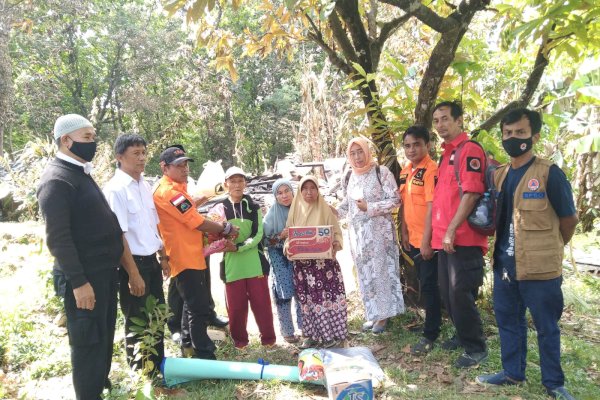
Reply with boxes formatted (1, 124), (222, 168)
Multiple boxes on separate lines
(153, 145), (237, 359)
(399, 126), (440, 355)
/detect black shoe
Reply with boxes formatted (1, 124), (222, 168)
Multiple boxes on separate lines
(476, 371), (524, 386)
(210, 315), (229, 328)
(441, 335), (461, 350)
(546, 386), (576, 400)
(411, 337), (435, 355)
(454, 351), (488, 368)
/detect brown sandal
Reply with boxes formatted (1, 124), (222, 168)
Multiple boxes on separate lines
(284, 335), (299, 344)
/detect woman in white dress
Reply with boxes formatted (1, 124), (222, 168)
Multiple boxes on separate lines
(337, 137), (404, 333)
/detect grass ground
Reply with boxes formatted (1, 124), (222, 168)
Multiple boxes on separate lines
(0, 222), (598, 399)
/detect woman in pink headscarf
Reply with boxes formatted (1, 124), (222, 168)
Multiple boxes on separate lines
(337, 137), (404, 334)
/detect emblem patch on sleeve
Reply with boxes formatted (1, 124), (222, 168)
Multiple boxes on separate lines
(399, 173), (408, 185)
(170, 193), (193, 214)
(466, 157), (481, 172)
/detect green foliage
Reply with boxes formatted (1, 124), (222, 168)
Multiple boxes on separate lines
(499, 0), (599, 63)
(475, 130), (509, 164)
(8, 0), (302, 178)
(0, 311), (45, 370)
(128, 295), (171, 377)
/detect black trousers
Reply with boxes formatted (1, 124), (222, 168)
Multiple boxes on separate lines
(119, 255), (165, 374)
(64, 268), (118, 400)
(167, 256), (217, 335)
(175, 268), (216, 359)
(438, 245), (486, 354)
(408, 247), (441, 342)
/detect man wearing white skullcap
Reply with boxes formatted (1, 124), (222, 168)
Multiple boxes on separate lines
(37, 114), (145, 399)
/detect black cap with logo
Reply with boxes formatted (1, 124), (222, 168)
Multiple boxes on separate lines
(159, 145), (194, 165)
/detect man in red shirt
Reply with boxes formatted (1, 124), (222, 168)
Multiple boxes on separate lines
(431, 101), (488, 368)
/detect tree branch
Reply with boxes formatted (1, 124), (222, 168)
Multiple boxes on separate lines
(473, 34), (553, 136)
(335, 0), (374, 71)
(366, 0), (378, 40)
(305, 19), (353, 76)
(370, 13), (413, 71)
(378, 13), (412, 46)
(326, 10), (360, 68)
(380, 0), (458, 33)
(413, 0), (490, 127)
(304, 14), (352, 74)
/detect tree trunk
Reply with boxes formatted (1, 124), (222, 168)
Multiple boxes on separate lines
(358, 80), (401, 180)
(0, 125), (4, 158)
(0, 14), (14, 159)
(576, 152), (599, 232)
(414, 1), (490, 127)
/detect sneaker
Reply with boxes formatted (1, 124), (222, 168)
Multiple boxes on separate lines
(441, 335), (461, 350)
(476, 371), (524, 386)
(454, 351), (488, 368)
(410, 337), (435, 355)
(299, 338), (318, 349)
(546, 386), (576, 400)
(362, 321), (374, 332)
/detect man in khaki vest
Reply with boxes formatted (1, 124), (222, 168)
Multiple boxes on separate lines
(476, 109), (578, 400)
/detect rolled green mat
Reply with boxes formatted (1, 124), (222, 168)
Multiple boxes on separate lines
(161, 357), (301, 387)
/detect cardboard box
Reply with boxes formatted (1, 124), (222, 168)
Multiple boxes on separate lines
(287, 225), (333, 260)
(327, 377), (373, 400)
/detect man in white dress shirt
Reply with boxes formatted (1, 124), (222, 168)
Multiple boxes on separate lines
(103, 134), (169, 376)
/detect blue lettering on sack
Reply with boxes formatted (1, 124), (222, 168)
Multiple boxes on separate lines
(523, 192), (546, 199)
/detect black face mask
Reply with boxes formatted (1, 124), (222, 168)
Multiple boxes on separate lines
(69, 140), (97, 162)
(502, 137), (532, 158)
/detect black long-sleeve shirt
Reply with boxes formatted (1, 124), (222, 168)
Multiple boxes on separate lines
(37, 158), (123, 288)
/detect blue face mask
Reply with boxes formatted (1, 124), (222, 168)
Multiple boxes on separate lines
(69, 140), (97, 162)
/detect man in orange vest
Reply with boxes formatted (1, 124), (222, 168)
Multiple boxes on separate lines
(398, 126), (441, 355)
(476, 109), (578, 400)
